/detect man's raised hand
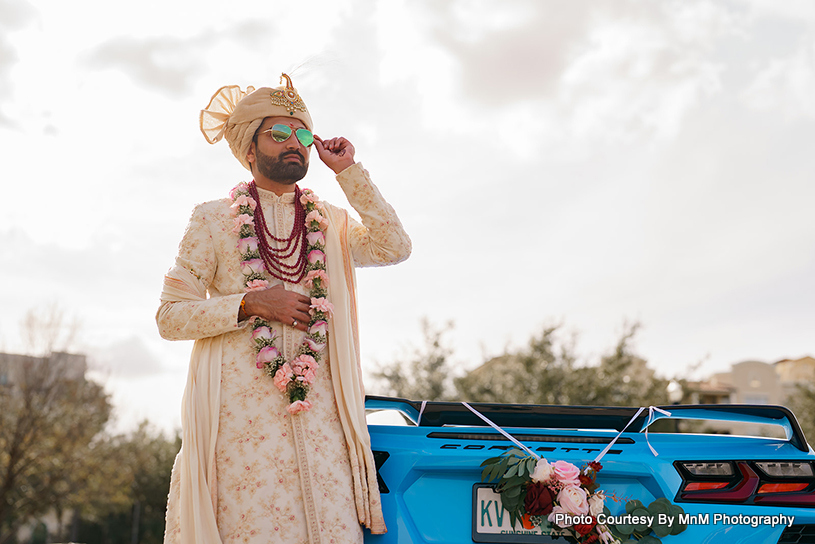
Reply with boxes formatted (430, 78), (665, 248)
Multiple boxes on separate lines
(314, 135), (356, 174)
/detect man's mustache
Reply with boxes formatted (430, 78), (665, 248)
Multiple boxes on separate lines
(281, 151), (304, 162)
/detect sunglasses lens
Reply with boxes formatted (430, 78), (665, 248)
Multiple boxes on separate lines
(270, 124), (292, 142)
(296, 129), (314, 147)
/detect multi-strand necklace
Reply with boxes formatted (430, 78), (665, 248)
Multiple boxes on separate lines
(230, 181), (333, 414)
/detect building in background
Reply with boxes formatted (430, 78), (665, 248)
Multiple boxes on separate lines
(682, 356), (814, 438)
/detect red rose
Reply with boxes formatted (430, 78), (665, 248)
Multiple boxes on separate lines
(573, 517), (596, 535)
(523, 482), (555, 516)
(588, 461), (603, 472)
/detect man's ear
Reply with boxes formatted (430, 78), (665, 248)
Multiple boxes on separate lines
(246, 141), (256, 165)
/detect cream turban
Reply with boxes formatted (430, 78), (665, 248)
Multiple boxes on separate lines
(200, 74), (314, 171)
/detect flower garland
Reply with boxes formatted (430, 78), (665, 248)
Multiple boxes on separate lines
(482, 450), (614, 543)
(481, 450), (687, 543)
(230, 181), (333, 415)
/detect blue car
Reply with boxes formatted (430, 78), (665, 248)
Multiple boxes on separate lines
(364, 396), (815, 544)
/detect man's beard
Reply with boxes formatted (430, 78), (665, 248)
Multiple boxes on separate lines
(255, 148), (308, 184)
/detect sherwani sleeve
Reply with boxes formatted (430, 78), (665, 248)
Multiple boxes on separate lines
(156, 203), (245, 341)
(336, 163), (412, 267)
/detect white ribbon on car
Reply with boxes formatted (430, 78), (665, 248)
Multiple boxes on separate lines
(461, 402), (541, 460)
(418, 401), (671, 463)
(593, 406), (672, 463)
(416, 400), (428, 426)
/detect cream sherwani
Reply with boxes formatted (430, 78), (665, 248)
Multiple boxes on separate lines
(158, 164), (410, 544)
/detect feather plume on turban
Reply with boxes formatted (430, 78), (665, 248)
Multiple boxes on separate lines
(199, 74), (314, 170)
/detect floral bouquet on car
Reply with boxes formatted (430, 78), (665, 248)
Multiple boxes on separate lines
(481, 449), (616, 544)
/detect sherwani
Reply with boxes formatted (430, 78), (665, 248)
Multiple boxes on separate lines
(157, 163), (410, 544)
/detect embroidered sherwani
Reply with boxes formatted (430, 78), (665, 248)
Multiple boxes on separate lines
(158, 163), (410, 544)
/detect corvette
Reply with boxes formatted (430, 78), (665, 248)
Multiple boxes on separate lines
(363, 396), (815, 544)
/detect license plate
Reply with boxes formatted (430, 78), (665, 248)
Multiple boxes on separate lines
(472, 484), (568, 543)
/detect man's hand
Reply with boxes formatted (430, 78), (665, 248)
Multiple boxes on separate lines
(241, 285), (311, 332)
(314, 135), (356, 174)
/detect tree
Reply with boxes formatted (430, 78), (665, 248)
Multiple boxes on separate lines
(786, 383), (815, 447)
(0, 353), (112, 543)
(0, 305), (111, 543)
(372, 318), (457, 401)
(454, 325), (584, 404)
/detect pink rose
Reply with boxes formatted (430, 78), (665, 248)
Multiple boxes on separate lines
(237, 237), (259, 254)
(309, 320), (328, 336)
(273, 364), (293, 392)
(231, 194), (256, 211)
(232, 214), (254, 233)
(310, 297), (334, 317)
(291, 354), (317, 374)
(548, 506), (571, 528)
(287, 399), (312, 414)
(307, 249), (325, 265)
(556, 485), (589, 516)
(553, 460), (581, 486)
(230, 182), (249, 199)
(300, 190), (320, 205)
(305, 210), (323, 225)
(304, 270), (329, 289)
(256, 345), (280, 363)
(245, 279), (269, 291)
(240, 259), (265, 275)
(306, 231), (326, 247)
(304, 337), (326, 353)
(531, 458), (553, 483)
(301, 367), (317, 384)
(251, 327), (276, 342)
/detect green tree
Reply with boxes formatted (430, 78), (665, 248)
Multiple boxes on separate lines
(372, 318), (457, 401)
(454, 325), (584, 404)
(786, 383), (815, 447)
(0, 353), (112, 543)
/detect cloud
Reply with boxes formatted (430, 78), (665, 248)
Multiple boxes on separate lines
(90, 335), (166, 377)
(741, 37), (815, 118)
(80, 19), (285, 97)
(0, 0), (38, 125)
(406, 0), (743, 144)
(83, 35), (207, 96)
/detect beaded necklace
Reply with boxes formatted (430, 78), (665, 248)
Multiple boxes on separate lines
(230, 181), (333, 414)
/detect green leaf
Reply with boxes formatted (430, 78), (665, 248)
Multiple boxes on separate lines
(631, 508), (650, 532)
(480, 457), (502, 467)
(638, 536), (662, 544)
(653, 521), (672, 538)
(625, 500), (644, 514)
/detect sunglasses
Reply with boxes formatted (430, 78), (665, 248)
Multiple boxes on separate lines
(259, 124), (314, 147)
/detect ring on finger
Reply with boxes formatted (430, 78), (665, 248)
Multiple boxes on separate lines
(292, 319), (298, 327)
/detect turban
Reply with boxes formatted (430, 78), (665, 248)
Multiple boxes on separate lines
(200, 74), (314, 171)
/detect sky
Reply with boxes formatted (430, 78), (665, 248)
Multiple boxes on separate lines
(0, 0), (813, 434)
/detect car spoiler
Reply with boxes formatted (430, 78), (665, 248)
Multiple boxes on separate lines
(365, 395), (810, 453)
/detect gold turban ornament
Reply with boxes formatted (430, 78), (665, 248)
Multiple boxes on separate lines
(200, 74), (314, 170)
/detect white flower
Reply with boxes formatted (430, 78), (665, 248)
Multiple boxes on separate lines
(531, 458), (553, 483)
(589, 491), (605, 517)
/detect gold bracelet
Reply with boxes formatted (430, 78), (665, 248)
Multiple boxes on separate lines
(240, 297), (247, 314)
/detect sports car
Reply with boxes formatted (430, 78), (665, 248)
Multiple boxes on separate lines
(364, 396), (815, 544)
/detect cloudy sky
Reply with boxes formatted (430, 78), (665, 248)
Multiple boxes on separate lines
(1, 0), (813, 433)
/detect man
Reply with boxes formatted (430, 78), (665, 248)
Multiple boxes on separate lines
(157, 74), (410, 544)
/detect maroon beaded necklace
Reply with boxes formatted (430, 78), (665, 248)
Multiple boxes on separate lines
(248, 181), (309, 283)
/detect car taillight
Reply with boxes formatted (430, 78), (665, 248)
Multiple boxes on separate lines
(675, 461), (815, 508)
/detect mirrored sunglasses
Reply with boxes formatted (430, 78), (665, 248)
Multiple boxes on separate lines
(259, 124), (314, 147)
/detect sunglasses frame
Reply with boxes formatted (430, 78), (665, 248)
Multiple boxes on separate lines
(259, 124), (314, 148)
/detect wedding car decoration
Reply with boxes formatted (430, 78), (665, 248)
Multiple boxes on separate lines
(480, 450), (687, 543)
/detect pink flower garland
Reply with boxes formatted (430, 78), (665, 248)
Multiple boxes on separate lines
(230, 182), (333, 414)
